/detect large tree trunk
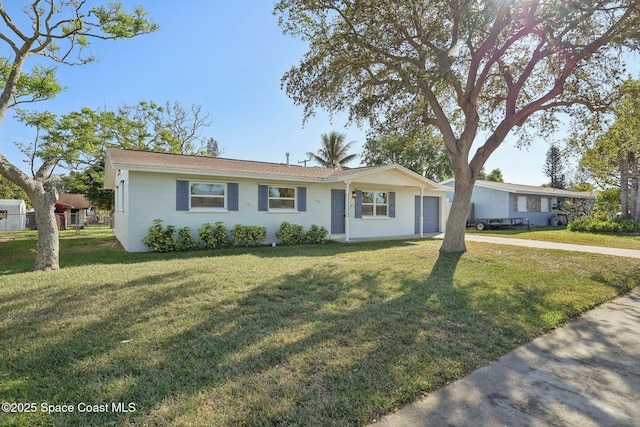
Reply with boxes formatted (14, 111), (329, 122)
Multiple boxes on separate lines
(630, 154), (638, 221)
(440, 175), (474, 253)
(620, 150), (630, 219)
(29, 183), (60, 271)
(0, 153), (61, 271)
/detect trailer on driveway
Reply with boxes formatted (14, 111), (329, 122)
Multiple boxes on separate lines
(469, 217), (530, 231)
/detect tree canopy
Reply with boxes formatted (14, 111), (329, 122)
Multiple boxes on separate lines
(361, 131), (452, 181)
(543, 145), (566, 189)
(577, 77), (640, 219)
(0, 1), (157, 271)
(276, 0), (640, 252)
(307, 131), (357, 169)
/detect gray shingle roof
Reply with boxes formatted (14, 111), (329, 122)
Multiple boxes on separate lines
(474, 180), (596, 198)
(106, 148), (377, 180)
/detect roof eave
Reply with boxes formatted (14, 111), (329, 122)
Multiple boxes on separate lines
(108, 163), (329, 183)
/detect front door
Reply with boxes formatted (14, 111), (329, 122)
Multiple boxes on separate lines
(415, 196), (440, 233)
(331, 189), (346, 234)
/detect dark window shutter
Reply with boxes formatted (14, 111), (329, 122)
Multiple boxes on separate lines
(176, 180), (189, 211)
(258, 185), (268, 211)
(355, 190), (362, 219)
(389, 192), (396, 218)
(228, 183), (239, 211)
(297, 187), (306, 212)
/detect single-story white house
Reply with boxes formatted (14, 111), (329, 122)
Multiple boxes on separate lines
(104, 149), (449, 252)
(441, 179), (597, 227)
(0, 199), (26, 231)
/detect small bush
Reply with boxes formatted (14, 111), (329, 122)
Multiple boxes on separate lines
(275, 221), (306, 245)
(142, 219), (178, 252)
(231, 224), (266, 247)
(176, 226), (200, 251)
(199, 222), (230, 249)
(569, 218), (640, 233)
(305, 224), (328, 244)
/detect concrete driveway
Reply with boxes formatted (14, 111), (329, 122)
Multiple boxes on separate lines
(371, 236), (640, 427)
(463, 234), (640, 259)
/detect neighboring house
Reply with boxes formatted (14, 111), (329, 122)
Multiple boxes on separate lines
(104, 149), (448, 252)
(25, 194), (91, 231)
(441, 179), (596, 227)
(0, 199), (26, 231)
(56, 194), (91, 229)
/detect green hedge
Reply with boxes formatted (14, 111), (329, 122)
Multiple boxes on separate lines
(142, 219), (179, 252)
(199, 222), (231, 249)
(275, 222), (329, 245)
(143, 220), (329, 252)
(275, 221), (306, 245)
(230, 224), (267, 247)
(304, 224), (328, 244)
(568, 218), (640, 233)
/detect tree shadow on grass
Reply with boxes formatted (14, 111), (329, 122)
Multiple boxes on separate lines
(1, 249), (638, 426)
(375, 286), (640, 426)
(0, 235), (427, 276)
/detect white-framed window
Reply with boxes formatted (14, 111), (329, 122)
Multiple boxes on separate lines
(190, 182), (226, 209)
(517, 196), (527, 212)
(362, 191), (388, 217)
(268, 186), (296, 210)
(541, 197), (549, 212)
(0, 210), (7, 220)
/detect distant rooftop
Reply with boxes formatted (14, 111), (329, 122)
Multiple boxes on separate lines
(441, 179), (596, 198)
(57, 193), (91, 209)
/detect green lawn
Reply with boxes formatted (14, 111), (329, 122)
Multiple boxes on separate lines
(468, 225), (640, 250)
(1, 226), (638, 426)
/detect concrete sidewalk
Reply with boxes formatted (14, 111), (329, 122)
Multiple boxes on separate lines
(461, 234), (640, 259)
(371, 248), (640, 426)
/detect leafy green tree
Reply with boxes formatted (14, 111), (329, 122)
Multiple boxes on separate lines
(307, 131), (357, 169)
(578, 78), (640, 220)
(362, 131), (452, 181)
(203, 138), (223, 157)
(117, 101), (212, 154)
(19, 101), (213, 213)
(572, 182), (594, 192)
(0, 2), (157, 271)
(544, 145), (566, 189)
(275, 0), (640, 253)
(472, 167), (503, 182)
(486, 168), (504, 183)
(593, 188), (621, 218)
(62, 163), (113, 211)
(0, 175), (29, 206)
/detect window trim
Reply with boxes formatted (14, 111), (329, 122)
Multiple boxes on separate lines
(517, 195), (528, 212)
(361, 190), (389, 218)
(189, 181), (227, 211)
(267, 185), (297, 211)
(541, 197), (549, 213)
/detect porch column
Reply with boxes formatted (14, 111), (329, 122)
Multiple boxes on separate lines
(345, 182), (350, 242)
(420, 187), (424, 238)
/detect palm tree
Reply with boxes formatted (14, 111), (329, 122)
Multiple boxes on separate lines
(307, 131), (357, 169)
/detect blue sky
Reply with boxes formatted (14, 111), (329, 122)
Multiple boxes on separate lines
(0, 1), (620, 185)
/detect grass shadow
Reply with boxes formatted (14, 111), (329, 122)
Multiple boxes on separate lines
(1, 237), (638, 426)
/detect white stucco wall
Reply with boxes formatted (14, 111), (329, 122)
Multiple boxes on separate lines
(113, 170), (447, 252)
(470, 186), (509, 219)
(113, 170), (130, 251)
(345, 188), (445, 239)
(122, 171), (333, 252)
